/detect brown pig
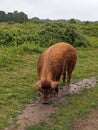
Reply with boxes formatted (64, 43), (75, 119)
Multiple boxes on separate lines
(35, 42), (77, 102)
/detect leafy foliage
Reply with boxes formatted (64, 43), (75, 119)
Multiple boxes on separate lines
(30, 22), (90, 47)
(0, 29), (26, 46)
(0, 10), (28, 23)
(0, 22), (90, 47)
(77, 22), (98, 37)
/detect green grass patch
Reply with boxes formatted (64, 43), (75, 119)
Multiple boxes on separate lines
(87, 36), (98, 48)
(0, 44), (42, 129)
(0, 41), (98, 129)
(71, 47), (98, 81)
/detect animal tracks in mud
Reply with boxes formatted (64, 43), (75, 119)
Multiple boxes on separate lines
(4, 77), (97, 130)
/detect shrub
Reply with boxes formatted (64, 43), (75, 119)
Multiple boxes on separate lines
(32, 22), (91, 47)
(79, 22), (98, 37)
(64, 25), (90, 47)
(0, 29), (28, 46)
(0, 22), (90, 47)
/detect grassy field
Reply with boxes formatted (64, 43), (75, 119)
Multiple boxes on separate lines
(0, 40), (98, 129)
(0, 44), (43, 129)
(28, 42), (98, 130)
(0, 21), (98, 130)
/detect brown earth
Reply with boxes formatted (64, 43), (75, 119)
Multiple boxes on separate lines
(4, 77), (97, 130)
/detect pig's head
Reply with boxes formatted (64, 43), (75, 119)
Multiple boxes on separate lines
(35, 80), (58, 102)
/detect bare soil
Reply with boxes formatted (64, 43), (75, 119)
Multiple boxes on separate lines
(4, 77), (97, 130)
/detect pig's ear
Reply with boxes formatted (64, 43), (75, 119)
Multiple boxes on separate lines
(35, 81), (42, 89)
(51, 81), (58, 89)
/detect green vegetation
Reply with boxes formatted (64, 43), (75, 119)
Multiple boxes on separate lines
(0, 44), (39, 128)
(0, 21), (98, 129)
(78, 22), (98, 37)
(31, 22), (90, 47)
(0, 10), (28, 23)
(0, 22), (90, 47)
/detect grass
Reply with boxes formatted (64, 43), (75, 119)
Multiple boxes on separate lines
(0, 44), (44, 129)
(28, 45), (98, 129)
(87, 36), (98, 47)
(28, 86), (98, 130)
(0, 41), (98, 129)
(73, 47), (98, 79)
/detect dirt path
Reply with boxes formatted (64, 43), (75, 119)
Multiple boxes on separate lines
(4, 77), (97, 130)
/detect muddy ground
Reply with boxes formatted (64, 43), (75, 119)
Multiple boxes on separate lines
(4, 77), (98, 130)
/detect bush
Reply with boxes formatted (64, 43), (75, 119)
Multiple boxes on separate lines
(64, 25), (90, 47)
(0, 29), (28, 46)
(32, 22), (91, 47)
(79, 22), (98, 37)
(0, 22), (90, 47)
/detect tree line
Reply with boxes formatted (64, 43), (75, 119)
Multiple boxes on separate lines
(0, 10), (28, 23)
(0, 10), (98, 24)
